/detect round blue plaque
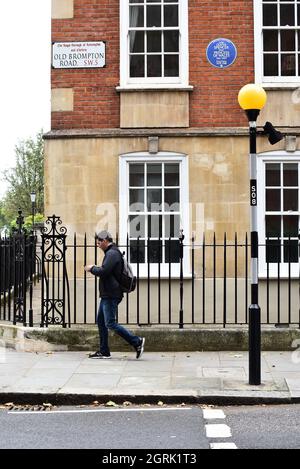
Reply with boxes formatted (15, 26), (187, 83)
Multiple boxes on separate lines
(206, 38), (237, 69)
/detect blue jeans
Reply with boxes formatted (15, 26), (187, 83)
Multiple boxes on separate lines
(97, 298), (140, 355)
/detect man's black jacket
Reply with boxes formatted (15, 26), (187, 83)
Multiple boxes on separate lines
(91, 244), (123, 299)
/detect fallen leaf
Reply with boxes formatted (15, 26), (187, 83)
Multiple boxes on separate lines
(157, 401), (164, 406)
(106, 400), (118, 407)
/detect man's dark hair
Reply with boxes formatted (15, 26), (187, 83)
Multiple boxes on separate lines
(96, 230), (113, 243)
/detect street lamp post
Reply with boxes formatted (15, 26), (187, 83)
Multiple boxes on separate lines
(30, 191), (36, 236)
(29, 191), (37, 328)
(238, 84), (267, 385)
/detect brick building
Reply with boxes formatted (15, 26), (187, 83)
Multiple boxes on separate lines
(45, 0), (300, 291)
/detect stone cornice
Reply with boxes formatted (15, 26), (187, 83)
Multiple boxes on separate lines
(43, 127), (300, 140)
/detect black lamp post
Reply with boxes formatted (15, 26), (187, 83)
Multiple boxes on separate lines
(238, 84), (267, 386)
(30, 191), (36, 236)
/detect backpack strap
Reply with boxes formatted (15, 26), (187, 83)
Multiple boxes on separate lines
(112, 247), (124, 283)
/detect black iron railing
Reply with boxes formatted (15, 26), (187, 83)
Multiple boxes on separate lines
(0, 211), (40, 325)
(0, 214), (299, 328)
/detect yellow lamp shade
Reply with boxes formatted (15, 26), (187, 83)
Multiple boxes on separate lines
(238, 84), (267, 111)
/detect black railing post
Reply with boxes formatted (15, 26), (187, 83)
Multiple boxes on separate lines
(28, 234), (34, 327)
(223, 232), (227, 329)
(13, 210), (26, 326)
(137, 236), (140, 325)
(179, 229), (184, 329)
(191, 234), (195, 324)
(299, 229), (300, 329)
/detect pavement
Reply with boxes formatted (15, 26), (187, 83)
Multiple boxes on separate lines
(0, 349), (300, 406)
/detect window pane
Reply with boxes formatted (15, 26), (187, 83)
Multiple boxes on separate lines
(298, 4), (300, 26)
(130, 31), (144, 53)
(129, 215), (145, 238)
(147, 31), (161, 53)
(165, 240), (180, 263)
(263, 4), (278, 26)
(148, 240), (163, 263)
(130, 164), (144, 186)
(283, 215), (298, 237)
(164, 5), (178, 27)
(147, 189), (162, 211)
(266, 163), (280, 186)
(280, 4), (295, 26)
(129, 6), (144, 27)
(281, 54), (296, 76)
(264, 30), (278, 51)
(165, 215), (180, 238)
(129, 189), (144, 211)
(165, 164), (180, 186)
(147, 164), (162, 186)
(284, 240), (299, 263)
(281, 30), (295, 51)
(147, 55), (162, 77)
(130, 55), (145, 77)
(266, 215), (281, 237)
(284, 189), (298, 211)
(164, 55), (179, 77)
(165, 189), (180, 211)
(164, 31), (179, 52)
(266, 240), (281, 263)
(264, 54), (278, 75)
(283, 163), (298, 186)
(266, 189), (281, 211)
(147, 6), (161, 27)
(148, 215), (162, 238)
(130, 240), (145, 264)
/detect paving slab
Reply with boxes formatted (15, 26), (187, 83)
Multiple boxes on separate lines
(0, 350), (299, 404)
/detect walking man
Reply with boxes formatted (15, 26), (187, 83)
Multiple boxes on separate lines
(84, 230), (145, 359)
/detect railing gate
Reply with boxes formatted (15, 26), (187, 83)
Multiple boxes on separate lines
(41, 215), (69, 327)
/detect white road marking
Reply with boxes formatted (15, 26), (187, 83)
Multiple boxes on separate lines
(8, 407), (192, 415)
(205, 424), (232, 438)
(210, 443), (237, 450)
(203, 408), (238, 448)
(203, 409), (226, 419)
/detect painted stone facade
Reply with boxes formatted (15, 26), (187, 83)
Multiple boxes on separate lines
(46, 0), (300, 290)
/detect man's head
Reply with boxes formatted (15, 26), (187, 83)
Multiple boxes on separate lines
(96, 230), (113, 251)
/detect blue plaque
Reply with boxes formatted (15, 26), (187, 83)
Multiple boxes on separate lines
(206, 38), (237, 69)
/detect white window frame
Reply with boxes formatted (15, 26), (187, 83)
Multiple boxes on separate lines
(119, 0), (189, 89)
(254, 0), (300, 87)
(257, 151), (300, 278)
(119, 152), (190, 277)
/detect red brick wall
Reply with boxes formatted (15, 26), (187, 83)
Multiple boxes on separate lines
(189, 0), (254, 127)
(51, 0), (254, 130)
(51, 0), (120, 129)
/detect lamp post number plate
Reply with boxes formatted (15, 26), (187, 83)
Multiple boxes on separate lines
(250, 180), (257, 206)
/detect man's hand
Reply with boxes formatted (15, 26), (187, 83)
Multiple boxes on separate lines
(84, 265), (94, 272)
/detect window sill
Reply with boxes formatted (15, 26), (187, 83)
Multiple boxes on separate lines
(259, 269), (299, 279)
(262, 83), (300, 90)
(116, 85), (194, 92)
(131, 264), (192, 279)
(135, 274), (193, 280)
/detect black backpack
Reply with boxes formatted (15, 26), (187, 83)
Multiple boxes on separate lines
(117, 251), (137, 293)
